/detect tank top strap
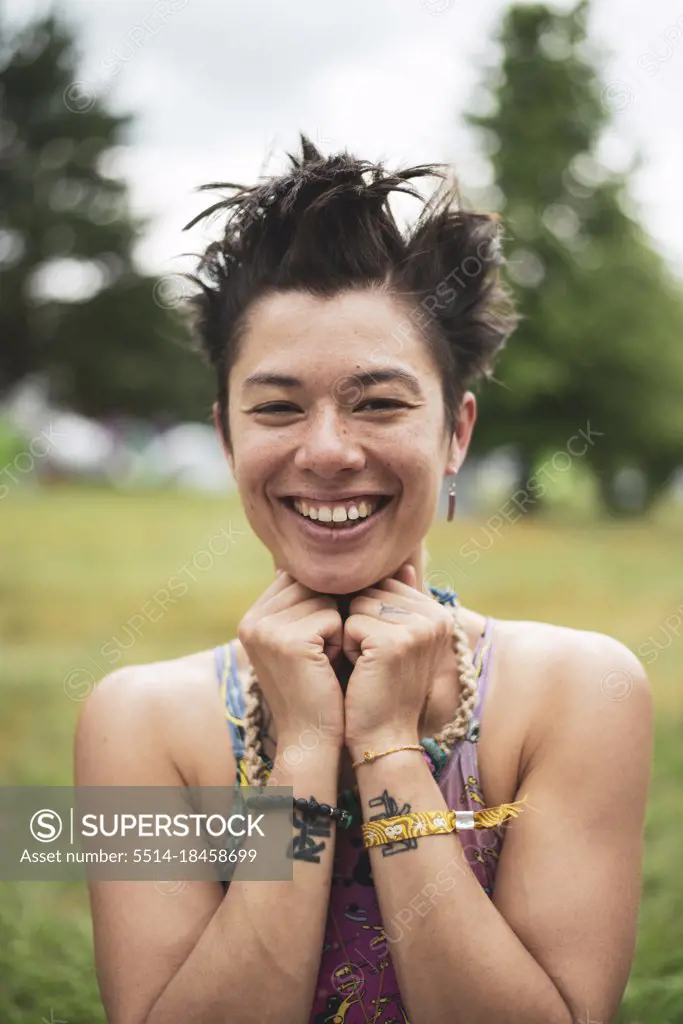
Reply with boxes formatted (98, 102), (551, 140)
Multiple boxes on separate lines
(214, 641), (247, 763)
(468, 617), (496, 739)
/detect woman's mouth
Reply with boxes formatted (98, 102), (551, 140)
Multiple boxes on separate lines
(277, 494), (395, 543)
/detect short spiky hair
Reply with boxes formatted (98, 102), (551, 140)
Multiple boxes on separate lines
(184, 133), (518, 448)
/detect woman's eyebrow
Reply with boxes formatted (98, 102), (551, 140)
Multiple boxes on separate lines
(242, 368), (425, 398)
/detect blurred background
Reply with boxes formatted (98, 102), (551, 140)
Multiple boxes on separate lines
(1, 0), (682, 1020)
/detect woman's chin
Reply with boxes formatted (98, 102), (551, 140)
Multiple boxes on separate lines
(306, 577), (371, 597)
(282, 564), (379, 596)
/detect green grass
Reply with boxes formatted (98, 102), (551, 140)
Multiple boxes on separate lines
(0, 484), (681, 1022)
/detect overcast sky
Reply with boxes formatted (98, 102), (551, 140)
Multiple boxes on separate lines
(5, 0), (683, 288)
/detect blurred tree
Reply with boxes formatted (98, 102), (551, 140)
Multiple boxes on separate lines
(466, 0), (683, 514)
(0, 12), (212, 420)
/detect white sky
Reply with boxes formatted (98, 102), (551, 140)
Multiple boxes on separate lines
(5, 0), (683, 284)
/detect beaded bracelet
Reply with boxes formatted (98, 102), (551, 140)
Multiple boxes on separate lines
(243, 792), (352, 829)
(361, 796), (530, 848)
(293, 796), (352, 828)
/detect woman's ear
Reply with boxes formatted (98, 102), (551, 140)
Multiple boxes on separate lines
(212, 402), (234, 474)
(446, 391), (477, 473)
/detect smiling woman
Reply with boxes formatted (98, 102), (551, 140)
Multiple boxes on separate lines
(75, 134), (653, 1024)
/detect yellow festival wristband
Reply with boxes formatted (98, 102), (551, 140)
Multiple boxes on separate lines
(361, 796), (529, 848)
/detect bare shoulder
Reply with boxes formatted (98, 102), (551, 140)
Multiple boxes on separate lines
(492, 614), (649, 680)
(75, 650), (236, 1023)
(75, 647), (237, 788)
(490, 616), (652, 779)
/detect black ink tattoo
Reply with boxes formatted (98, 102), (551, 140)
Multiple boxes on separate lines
(379, 602), (411, 616)
(368, 789), (417, 857)
(288, 807), (331, 862)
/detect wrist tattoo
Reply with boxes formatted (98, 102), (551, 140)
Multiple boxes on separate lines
(288, 806), (331, 863)
(368, 788), (417, 856)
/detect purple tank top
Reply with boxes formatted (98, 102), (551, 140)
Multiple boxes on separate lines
(214, 616), (500, 1023)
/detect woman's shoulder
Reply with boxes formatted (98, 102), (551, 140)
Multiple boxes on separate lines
(486, 615), (650, 780)
(84, 647), (220, 726)
(75, 647), (237, 788)
(490, 614), (645, 686)
(464, 605), (640, 693)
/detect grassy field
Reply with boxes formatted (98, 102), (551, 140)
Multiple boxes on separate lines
(0, 485), (682, 1023)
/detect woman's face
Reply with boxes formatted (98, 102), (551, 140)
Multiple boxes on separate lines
(221, 288), (476, 595)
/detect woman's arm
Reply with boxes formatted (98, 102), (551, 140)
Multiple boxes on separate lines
(349, 632), (653, 1024)
(77, 668), (341, 1024)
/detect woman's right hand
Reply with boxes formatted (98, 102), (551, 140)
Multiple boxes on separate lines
(237, 571), (345, 747)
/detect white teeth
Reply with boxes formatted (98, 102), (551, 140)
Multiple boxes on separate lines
(291, 497), (383, 524)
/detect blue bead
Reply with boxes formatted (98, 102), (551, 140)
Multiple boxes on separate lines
(428, 585), (459, 607)
(420, 737), (450, 778)
(467, 718), (480, 743)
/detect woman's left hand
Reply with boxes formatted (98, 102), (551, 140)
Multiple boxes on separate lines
(342, 563), (455, 755)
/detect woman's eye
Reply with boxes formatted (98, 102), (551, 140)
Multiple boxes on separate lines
(357, 399), (408, 412)
(252, 403), (299, 414)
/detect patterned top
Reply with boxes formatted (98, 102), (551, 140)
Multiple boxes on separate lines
(214, 602), (500, 1023)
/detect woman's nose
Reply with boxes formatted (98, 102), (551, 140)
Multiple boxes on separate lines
(292, 408), (365, 475)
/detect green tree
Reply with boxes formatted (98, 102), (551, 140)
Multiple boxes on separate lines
(0, 12), (211, 419)
(466, 1), (683, 514)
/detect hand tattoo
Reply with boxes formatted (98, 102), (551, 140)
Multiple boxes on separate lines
(379, 603), (411, 616)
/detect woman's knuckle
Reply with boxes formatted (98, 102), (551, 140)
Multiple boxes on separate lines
(237, 620), (253, 642)
(250, 621), (273, 647)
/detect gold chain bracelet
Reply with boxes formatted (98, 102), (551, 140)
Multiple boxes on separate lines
(351, 744), (423, 769)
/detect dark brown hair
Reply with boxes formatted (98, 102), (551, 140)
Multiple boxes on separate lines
(184, 133), (518, 449)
